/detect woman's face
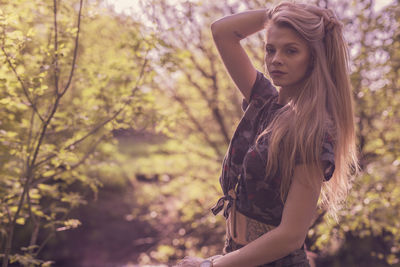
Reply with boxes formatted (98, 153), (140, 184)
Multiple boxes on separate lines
(265, 24), (312, 93)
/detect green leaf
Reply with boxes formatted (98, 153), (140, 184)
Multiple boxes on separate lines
(16, 217), (25, 225)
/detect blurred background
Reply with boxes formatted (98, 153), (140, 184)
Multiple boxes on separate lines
(0, 0), (399, 266)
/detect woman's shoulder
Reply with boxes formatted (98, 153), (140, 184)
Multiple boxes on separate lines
(241, 71), (278, 112)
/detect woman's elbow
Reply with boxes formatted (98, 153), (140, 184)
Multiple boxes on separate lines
(279, 227), (307, 251)
(289, 231), (307, 251)
(294, 235), (306, 251)
(210, 21), (220, 37)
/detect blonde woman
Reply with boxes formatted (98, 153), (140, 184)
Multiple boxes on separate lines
(177, 2), (358, 267)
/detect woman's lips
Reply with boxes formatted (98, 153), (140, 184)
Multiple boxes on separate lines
(270, 71), (286, 78)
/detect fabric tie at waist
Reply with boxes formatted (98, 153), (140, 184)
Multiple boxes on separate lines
(212, 189), (238, 238)
(211, 190), (237, 218)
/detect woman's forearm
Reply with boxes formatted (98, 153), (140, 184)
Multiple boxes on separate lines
(213, 226), (303, 267)
(211, 9), (269, 41)
(210, 9), (269, 100)
(212, 164), (321, 267)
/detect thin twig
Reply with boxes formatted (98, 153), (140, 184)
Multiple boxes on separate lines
(26, 109), (36, 168)
(59, 0), (84, 96)
(4, 203), (12, 223)
(173, 93), (223, 157)
(26, 188), (40, 248)
(35, 201), (81, 257)
(70, 135), (106, 168)
(34, 232), (55, 257)
(31, 134), (106, 187)
(53, 0), (60, 93)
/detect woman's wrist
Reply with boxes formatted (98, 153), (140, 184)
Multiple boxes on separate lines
(258, 8), (270, 28)
(211, 254), (226, 267)
(200, 254), (223, 267)
(211, 9), (270, 41)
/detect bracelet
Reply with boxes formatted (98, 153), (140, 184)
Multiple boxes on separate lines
(199, 259), (213, 267)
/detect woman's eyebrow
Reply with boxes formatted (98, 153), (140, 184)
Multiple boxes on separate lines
(284, 42), (301, 47)
(265, 42), (301, 47)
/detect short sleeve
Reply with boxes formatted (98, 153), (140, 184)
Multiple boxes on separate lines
(321, 134), (335, 181)
(294, 133), (335, 181)
(242, 71), (278, 112)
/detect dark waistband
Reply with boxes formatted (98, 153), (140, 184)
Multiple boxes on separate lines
(224, 237), (309, 267)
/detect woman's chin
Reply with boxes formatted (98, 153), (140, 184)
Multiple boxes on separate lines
(271, 80), (283, 87)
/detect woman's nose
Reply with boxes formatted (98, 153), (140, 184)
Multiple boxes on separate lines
(272, 52), (283, 65)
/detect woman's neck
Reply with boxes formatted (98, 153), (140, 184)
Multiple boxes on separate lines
(277, 88), (291, 105)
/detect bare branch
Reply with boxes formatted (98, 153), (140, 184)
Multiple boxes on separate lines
(71, 135), (106, 169)
(26, 188), (39, 248)
(189, 53), (213, 80)
(53, 0), (60, 93)
(59, 0), (84, 96)
(26, 109), (36, 167)
(184, 72), (230, 144)
(31, 134), (106, 188)
(173, 93), (223, 158)
(35, 199), (82, 257)
(4, 203), (12, 223)
(34, 232), (55, 257)
(184, 72), (210, 101)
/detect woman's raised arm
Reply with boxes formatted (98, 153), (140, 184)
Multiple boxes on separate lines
(211, 10), (268, 102)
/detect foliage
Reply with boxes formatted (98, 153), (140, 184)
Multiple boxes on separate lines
(0, 0), (156, 265)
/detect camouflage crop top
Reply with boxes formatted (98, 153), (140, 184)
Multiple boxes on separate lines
(212, 70), (336, 227)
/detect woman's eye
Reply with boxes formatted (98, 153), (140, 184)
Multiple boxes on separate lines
(266, 47), (275, 54)
(287, 49), (297, 54)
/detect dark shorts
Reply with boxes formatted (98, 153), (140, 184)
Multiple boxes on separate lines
(223, 236), (311, 267)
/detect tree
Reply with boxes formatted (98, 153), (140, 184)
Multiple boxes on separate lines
(0, 0), (156, 265)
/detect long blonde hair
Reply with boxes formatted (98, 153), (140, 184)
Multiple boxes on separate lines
(258, 2), (358, 218)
